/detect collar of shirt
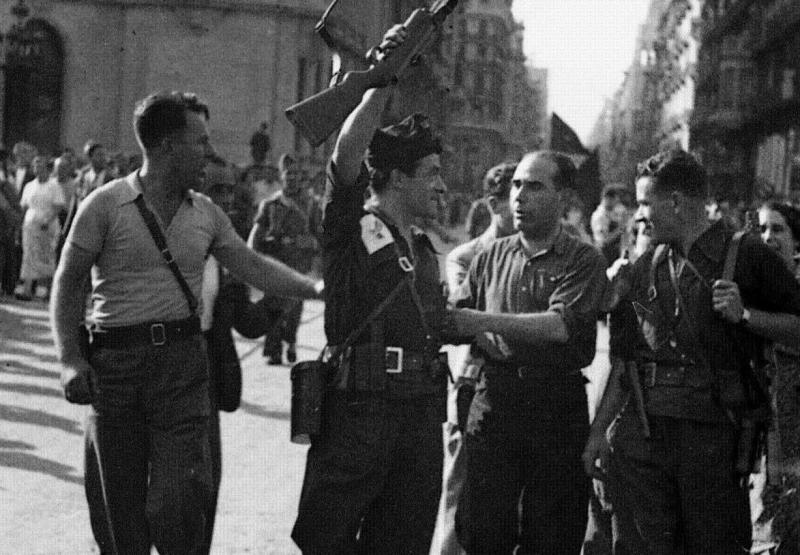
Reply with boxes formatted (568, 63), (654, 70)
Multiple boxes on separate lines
(510, 225), (569, 260)
(117, 171), (196, 207)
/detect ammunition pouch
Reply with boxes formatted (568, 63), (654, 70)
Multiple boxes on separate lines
(290, 359), (334, 444)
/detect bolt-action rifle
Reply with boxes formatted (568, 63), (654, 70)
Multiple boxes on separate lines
(285, 0), (458, 147)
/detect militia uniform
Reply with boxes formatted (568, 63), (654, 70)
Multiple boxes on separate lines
(292, 118), (450, 554)
(251, 192), (318, 362)
(608, 221), (800, 554)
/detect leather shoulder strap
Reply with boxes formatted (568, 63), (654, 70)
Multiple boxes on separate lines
(133, 195), (198, 316)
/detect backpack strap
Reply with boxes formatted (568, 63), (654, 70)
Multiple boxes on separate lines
(648, 244), (668, 301)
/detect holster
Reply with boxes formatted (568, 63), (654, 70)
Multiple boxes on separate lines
(732, 406), (770, 477)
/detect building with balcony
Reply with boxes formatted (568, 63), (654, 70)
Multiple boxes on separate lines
(436, 0), (546, 194)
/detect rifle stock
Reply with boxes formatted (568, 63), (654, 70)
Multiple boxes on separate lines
(285, 0), (457, 147)
(285, 70), (378, 148)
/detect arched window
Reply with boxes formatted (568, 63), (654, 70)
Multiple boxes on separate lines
(3, 19), (64, 155)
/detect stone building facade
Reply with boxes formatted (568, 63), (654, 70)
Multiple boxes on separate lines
(1, 0), (546, 191)
(0, 0), (398, 167)
(692, 0), (800, 202)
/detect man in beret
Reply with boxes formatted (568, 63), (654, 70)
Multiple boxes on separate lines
(292, 25), (453, 554)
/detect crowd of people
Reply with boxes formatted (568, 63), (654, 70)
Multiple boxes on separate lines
(2, 21), (800, 555)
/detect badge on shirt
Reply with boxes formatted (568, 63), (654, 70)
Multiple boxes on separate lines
(360, 214), (394, 254)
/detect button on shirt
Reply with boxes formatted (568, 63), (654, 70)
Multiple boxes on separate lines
(66, 173), (242, 327)
(453, 229), (607, 371)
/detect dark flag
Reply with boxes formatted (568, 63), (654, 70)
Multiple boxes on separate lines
(550, 113), (588, 155)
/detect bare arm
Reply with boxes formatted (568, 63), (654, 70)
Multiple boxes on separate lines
(51, 242), (96, 403)
(331, 25), (407, 186)
(216, 240), (320, 300)
(451, 308), (568, 345)
(51, 242), (94, 364)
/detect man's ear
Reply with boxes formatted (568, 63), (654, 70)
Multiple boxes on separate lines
(487, 195), (498, 213)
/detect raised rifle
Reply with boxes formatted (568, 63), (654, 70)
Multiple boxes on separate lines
(285, 0), (458, 147)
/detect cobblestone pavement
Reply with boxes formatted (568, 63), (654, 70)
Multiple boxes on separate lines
(0, 295), (609, 554)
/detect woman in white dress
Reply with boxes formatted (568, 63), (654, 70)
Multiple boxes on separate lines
(17, 155), (65, 300)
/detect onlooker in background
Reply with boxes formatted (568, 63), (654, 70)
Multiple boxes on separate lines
(431, 161), (516, 554)
(17, 155), (65, 301)
(11, 141), (36, 196)
(463, 196), (491, 240)
(77, 141), (112, 200)
(108, 151), (131, 179)
(751, 201), (800, 554)
(561, 188), (592, 244)
(248, 152), (318, 365)
(590, 183), (628, 265)
(0, 150), (24, 296)
(241, 122), (278, 210)
(53, 155), (78, 228)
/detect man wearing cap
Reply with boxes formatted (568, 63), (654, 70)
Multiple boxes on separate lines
(248, 152), (318, 365)
(291, 26), (453, 554)
(449, 150), (608, 553)
(51, 91), (322, 554)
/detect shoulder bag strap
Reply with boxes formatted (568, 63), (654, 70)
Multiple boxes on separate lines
(133, 194), (199, 316)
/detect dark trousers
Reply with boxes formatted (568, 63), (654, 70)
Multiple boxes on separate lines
(456, 370), (590, 554)
(292, 390), (445, 554)
(608, 411), (751, 554)
(84, 336), (213, 555)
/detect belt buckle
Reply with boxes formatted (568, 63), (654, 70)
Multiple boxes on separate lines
(385, 347), (403, 374)
(150, 323), (166, 346)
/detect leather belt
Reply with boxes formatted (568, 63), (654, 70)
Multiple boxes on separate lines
(330, 343), (448, 394)
(90, 316), (201, 349)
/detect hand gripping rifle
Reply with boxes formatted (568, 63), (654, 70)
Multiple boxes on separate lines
(285, 0), (458, 147)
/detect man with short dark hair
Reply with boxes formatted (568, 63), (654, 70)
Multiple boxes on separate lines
(77, 141), (111, 199)
(292, 25), (454, 554)
(450, 150), (608, 553)
(51, 91), (321, 554)
(583, 149), (800, 553)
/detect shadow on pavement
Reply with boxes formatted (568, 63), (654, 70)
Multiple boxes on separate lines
(0, 448), (83, 485)
(0, 363), (59, 379)
(238, 400), (290, 421)
(0, 381), (63, 398)
(0, 404), (82, 435)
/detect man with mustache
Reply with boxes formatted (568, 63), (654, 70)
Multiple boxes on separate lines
(449, 150), (608, 553)
(582, 149), (800, 553)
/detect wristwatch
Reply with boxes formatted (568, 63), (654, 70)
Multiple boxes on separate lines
(740, 307), (751, 326)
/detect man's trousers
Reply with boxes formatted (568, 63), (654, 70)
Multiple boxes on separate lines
(608, 411), (751, 554)
(456, 370), (590, 554)
(84, 335), (213, 555)
(292, 390), (445, 554)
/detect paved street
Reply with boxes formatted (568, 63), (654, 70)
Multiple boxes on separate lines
(0, 295), (609, 554)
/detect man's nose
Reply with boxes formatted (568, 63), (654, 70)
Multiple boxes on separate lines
(634, 205), (646, 221)
(205, 142), (218, 160)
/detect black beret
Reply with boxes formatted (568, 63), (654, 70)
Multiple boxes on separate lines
(366, 113), (442, 173)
